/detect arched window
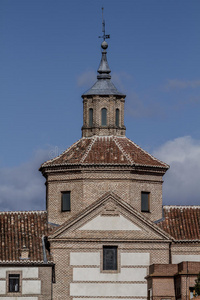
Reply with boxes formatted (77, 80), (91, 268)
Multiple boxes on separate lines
(101, 108), (107, 126)
(115, 109), (119, 127)
(89, 108), (93, 127)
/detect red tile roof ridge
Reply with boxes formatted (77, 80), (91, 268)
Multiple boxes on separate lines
(80, 136), (97, 163)
(164, 205), (200, 210)
(40, 135), (169, 168)
(0, 210), (47, 215)
(40, 139), (82, 167)
(0, 260), (52, 264)
(113, 136), (134, 164)
(125, 137), (169, 168)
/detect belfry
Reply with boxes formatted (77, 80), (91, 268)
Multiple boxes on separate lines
(82, 36), (126, 137)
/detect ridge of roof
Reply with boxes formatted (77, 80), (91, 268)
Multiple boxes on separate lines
(125, 137), (169, 169)
(40, 138), (82, 168)
(0, 261), (53, 265)
(113, 136), (134, 164)
(0, 210), (47, 215)
(164, 205), (200, 210)
(40, 135), (168, 169)
(80, 136), (97, 163)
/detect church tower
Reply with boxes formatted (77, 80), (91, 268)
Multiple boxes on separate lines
(82, 39), (126, 137)
(40, 15), (169, 226)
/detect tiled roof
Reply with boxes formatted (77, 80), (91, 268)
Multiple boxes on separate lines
(83, 79), (125, 96)
(158, 206), (200, 241)
(0, 211), (51, 262)
(41, 136), (168, 169)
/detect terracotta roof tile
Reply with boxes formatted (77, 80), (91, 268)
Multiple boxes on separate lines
(41, 136), (168, 169)
(0, 211), (51, 262)
(158, 206), (200, 240)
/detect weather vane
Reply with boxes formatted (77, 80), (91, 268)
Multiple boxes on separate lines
(99, 7), (110, 41)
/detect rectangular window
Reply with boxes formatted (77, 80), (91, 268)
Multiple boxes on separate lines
(101, 108), (107, 126)
(89, 108), (93, 127)
(61, 191), (71, 212)
(141, 192), (150, 212)
(103, 246), (117, 270)
(9, 274), (20, 292)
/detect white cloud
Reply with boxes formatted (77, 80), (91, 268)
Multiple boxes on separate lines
(0, 148), (51, 211)
(166, 79), (200, 90)
(77, 70), (96, 87)
(153, 136), (200, 205)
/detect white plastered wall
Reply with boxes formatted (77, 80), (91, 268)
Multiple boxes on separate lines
(70, 251), (150, 299)
(172, 255), (200, 264)
(0, 267), (41, 296)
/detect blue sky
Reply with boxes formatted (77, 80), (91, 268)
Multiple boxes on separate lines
(0, 0), (200, 210)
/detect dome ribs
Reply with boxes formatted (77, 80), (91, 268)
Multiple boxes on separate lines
(41, 136), (168, 168)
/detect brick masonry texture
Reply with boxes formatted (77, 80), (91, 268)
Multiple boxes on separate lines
(147, 262), (200, 300)
(50, 242), (170, 300)
(82, 95), (126, 137)
(46, 169), (164, 224)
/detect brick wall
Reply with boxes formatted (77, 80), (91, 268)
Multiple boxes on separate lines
(0, 265), (52, 300)
(50, 241), (170, 300)
(46, 169), (163, 225)
(147, 262), (200, 300)
(82, 95), (126, 137)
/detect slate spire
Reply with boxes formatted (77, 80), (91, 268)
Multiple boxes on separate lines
(97, 41), (111, 79)
(82, 9), (124, 97)
(81, 9), (126, 137)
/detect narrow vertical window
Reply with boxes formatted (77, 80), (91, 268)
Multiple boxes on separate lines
(115, 109), (119, 127)
(141, 192), (150, 212)
(9, 274), (20, 292)
(89, 108), (93, 127)
(101, 108), (107, 126)
(61, 191), (71, 212)
(103, 246), (117, 270)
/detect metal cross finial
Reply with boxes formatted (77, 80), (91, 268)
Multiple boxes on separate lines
(99, 7), (110, 41)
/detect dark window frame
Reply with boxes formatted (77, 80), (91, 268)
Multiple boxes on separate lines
(141, 191), (150, 212)
(103, 246), (118, 271)
(8, 274), (20, 293)
(101, 108), (107, 126)
(61, 191), (71, 212)
(115, 108), (119, 127)
(89, 108), (93, 127)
